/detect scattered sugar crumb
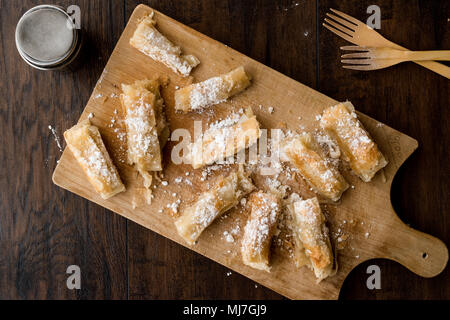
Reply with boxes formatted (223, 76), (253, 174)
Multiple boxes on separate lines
(168, 199), (181, 214)
(223, 231), (235, 243)
(230, 225), (240, 236)
(161, 181), (168, 186)
(48, 125), (63, 153)
(365, 232), (370, 239)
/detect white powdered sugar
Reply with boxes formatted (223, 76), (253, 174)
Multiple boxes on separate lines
(132, 14), (199, 77)
(242, 195), (279, 254)
(76, 137), (120, 186)
(293, 198), (328, 245)
(48, 125), (63, 153)
(193, 192), (220, 231)
(223, 231), (235, 243)
(125, 98), (159, 161)
(168, 199), (181, 214)
(189, 76), (230, 110)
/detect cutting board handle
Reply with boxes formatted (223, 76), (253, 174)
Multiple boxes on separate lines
(383, 217), (448, 278)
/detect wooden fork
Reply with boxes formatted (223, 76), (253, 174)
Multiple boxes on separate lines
(323, 8), (450, 78)
(340, 46), (450, 71)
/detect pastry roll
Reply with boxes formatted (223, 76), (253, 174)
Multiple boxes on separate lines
(64, 120), (125, 200)
(187, 108), (261, 169)
(130, 12), (200, 77)
(175, 167), (255, 245)
(286, 194), (334, 282)
(281, 133), (349, 201)
(175, 67), (251, 112)
(241, 191), (281, 272)
(131, 79), (170, 148)
(121, 80), (163, 191)
(320, 102), (388, 182)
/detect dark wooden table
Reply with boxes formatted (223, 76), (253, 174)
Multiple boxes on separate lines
(0, 0), (448, 300)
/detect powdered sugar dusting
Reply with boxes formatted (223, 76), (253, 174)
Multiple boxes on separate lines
(130, 13), (200, 76)
(189, 76), (230, 110)
(242, 193), (280, 255)
(48, 125), (63, 153)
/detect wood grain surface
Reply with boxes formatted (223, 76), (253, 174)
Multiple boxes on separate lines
(0, 0), (448, 299)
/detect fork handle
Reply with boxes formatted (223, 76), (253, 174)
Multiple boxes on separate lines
(384, 41), (450, 79)
(414, 61), (450, 79)
(400, 51), (450, 62)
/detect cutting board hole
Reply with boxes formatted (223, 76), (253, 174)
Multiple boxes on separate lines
(422, 252), (428, 259)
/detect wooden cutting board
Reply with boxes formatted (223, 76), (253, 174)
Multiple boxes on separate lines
(52, 4), (448, 300)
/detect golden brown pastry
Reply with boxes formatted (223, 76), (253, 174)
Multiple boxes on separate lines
(175, 167), (255, 245)
(130, 12), (200, 77)
(320, 102), (388, 182)
(186, 108), (261, 169)
(281, 133), (349, 201)
(121, 79), (164, 197)
(133, 79), (170, 148)
(241, 191), (281, 272)
(175, 67), (251, 112)
(64, 120), (125, 200)
(286, 194), (334, 282)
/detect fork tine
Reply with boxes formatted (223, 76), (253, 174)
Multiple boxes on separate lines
(342, 65), (374, 71)
(330, 8), (363, 26)
(324, 19), (354, 36)
(340, 46), (368, 51)
(341, 59), (371, 65)
(341, 52), (371, 59)
(322, 23), (354, 43)
(326, 13), (356, 31)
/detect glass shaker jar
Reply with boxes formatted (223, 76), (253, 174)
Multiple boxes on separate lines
(15, 4), (82, 70)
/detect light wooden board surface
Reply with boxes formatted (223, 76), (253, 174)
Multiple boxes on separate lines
(52, 4), (448, 300)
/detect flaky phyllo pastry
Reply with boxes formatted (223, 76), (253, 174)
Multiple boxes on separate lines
(130, 11), (200, 77)
(175, 66), (251, 112)
(320, 102), (388, 182)
(241, 191), (281, 272)
(135, 78), (170, 149)
(286, 194), (335, 282)
(186, 108), (261, 169)
(121, 79), (169, 201)
(64, 120), (126, 200)
(175, 167), (255, 245)
(281, 132), (349, 201)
